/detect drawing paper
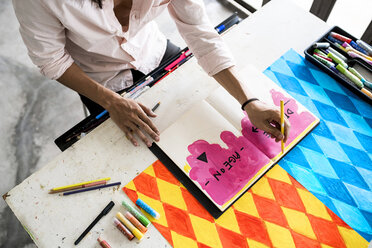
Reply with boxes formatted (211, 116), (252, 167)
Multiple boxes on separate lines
(157, 65), (319, 211)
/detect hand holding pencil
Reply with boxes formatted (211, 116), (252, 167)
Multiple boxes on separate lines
(244, 100), (290, 143)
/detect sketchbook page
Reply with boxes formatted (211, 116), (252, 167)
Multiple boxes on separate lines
(205, 87), (244, 131)
(157, 100), (272, 211)
(237, 65), (319, 160)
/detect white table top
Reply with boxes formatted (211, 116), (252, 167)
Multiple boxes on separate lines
(4, 0), (329, 247)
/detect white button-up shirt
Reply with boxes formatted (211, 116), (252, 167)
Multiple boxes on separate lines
(13, 0), (235, 91)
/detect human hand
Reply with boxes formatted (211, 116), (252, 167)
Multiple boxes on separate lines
(107, 95), (160, 147)
(244, 100), (290, 143)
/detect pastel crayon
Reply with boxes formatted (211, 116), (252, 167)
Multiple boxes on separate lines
(348, 52), (372, 66)
(114, 217), (134, 240)
(361, 78), (372, 91)
(315, 53), (333, 62)
(330, 32), (352, 43)
(327, 35), (344, 45)
(361, 88), (372, 98)
(327, 47), (347, 61)
(356, 40), (372, 55)
(336, 64), (364, 89)
(327, 51), (348, 68)
(313, 42), (330, 49)
(97, 237), (111, 248)
(125, 211), (147, 233)
(350, 40), (368, 55)
(313, 54), (335, 68)
(136, 198), (160, 219)
(334, 43), (348, 52)
(122, 200), (151, 227)
(116, 212), (144, 240)
(314, 48), (327, 57)
(348, 67), (364, 80)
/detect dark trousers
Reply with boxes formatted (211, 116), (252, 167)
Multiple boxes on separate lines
(80, 39), (181, 115)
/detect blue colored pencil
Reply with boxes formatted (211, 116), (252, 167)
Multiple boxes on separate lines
(60, 182), (121, 196)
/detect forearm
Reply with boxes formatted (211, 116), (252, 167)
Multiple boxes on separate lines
(213, 66), (255, 105)
(57, 63), (119, 110)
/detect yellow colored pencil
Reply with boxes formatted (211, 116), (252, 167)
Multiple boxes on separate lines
(280, 100), (285, 154)
(50, 177), (111, 192)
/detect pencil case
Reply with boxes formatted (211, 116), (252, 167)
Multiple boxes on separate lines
(304, 26), (372, 104)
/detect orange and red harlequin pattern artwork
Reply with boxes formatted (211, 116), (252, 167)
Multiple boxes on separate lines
(123, 160), (368, 248)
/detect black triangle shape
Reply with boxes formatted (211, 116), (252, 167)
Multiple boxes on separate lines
(197, 152), (208, 163)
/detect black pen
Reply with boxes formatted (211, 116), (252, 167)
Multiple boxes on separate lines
(74, 201), (115, 245)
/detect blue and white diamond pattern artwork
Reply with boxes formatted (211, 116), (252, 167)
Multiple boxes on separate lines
(264, 49), (372, 241)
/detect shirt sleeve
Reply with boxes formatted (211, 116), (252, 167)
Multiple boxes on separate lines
(167, 0), (235, 76)
(12, 0), (74, 80)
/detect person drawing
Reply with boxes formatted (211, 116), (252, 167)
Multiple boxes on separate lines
(12, 0), (290, 147)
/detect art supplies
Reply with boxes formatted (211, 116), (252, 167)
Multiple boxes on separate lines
(312, 42), (329, 49)
(151, 66), (319, 217)
(74, 201), (115, 245)
(356, 39), (372, 55)
(113, 217), (134, 240)
(280, 100), (285, 153)
(97, 237), (111, 248)
(305, 26), (372, 102)
(123, 160), (369, 248)
(151, 102), (160, 112)
(124, 211), (147, 233)
(136, 198), (160, 219)
(336, 64), (364, 88)
(60, 182), (121, 196)
(49, 178), (110, 193)
(116, 212), (144, 240)
(122, 200), (151, 227)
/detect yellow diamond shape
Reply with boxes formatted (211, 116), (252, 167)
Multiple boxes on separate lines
(337, 226), (369, 248)
(281, 206), (316, 240)
(171, 230), (198, 248)
(265, 221), (296, 248)
(137, 192), (168, 227)
(233, 192), (259, 218)
(247, 239), (270, 248)
(265, 164), (292, 184)
(297, 188), (332, 221)
(215, 207), (240, 234)
(321, 244), (334, 248)
(143, 164), (156, 177)
(156, 178), (187, 211)
(251, 177), (276, 200)
(125, 180), (136, 191)
(189, 214), (222, 248)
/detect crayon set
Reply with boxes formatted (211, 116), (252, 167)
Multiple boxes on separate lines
(95, 199), (159, 247)
(305, 26), (372, 103)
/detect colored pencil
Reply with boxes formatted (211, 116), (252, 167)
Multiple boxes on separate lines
(59, 182), (121, 196)
(49, 177), (111, 193)
(280, 100), (285, 153)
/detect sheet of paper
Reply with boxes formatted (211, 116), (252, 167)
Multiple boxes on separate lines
(157, 100), (272, 210)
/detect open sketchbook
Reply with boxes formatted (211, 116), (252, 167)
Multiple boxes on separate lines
(156, 65), (319, 213)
